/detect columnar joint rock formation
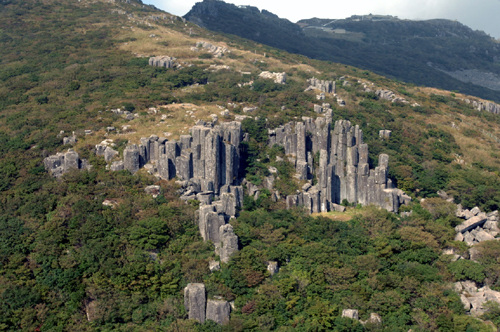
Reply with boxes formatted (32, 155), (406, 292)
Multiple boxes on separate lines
(184, 283), (231, 325)
(44, 149), (91, 177)
(148, 56), (176, 68)
(270, 117), (410, 213)
(306, 77), (336, 94)
(184, 283), (206, 323)
(455, 205), (499, 246)
(465, 98), (500, 114)
(258, 71), (286, 84)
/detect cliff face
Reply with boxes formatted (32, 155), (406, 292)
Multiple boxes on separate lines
(185, 0), (500, 102)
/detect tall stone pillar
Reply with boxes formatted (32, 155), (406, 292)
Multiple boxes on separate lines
(205, 131), (221, 193)
(184, 283), (206, 323)
(123, 145), (140, 173)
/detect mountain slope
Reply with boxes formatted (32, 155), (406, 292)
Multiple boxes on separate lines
(1, 0), (500, 331)
(184, 0), (500, 103)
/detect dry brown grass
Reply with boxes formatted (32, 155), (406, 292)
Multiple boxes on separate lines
(72, 102), (240, 152)
(312, 209), (359, 221)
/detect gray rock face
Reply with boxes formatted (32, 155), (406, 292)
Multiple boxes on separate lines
(144, 185), (161, 198)
(123, 144), (140, 173)
(454, 281), (500, 317)
(206, 300), (230, 325)
(306, 77), (335, 94)
(196, 41), (230, 58)
(44, 149), (90, 177)
(455, 214), (488, 233)
(259, 71), (286, 84)
(184, 283), (206, 323)
(209, 260), (220, 272)
(219, 224), (239, 263)
(149, 56), (176, 68)
(270, 118), (410, 213)
(379, 130), (392, 138)
(63, 136), (77, 145)
(342, 309), (359, 320)
(104, 147), (118, 162)
(454, 206), (498, 246)
(110, 161), (124, 171)
(267, 261), (279, 276)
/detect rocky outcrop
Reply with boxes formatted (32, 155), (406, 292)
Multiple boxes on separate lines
(206, 300), (231, 325)
(219, 224), (239, 263)
(149, 56), (176, 68)
(258, 71), (286, 84)
(455, 206), (498, 246)
(269, 117), (411, 213)
(44, 149), (91, 177)
(267, 261), (279, 276)
(379, 130), (392, 139)
(361, 313), (382, 326)
(454, 281), (500, 316)
(342, 309), (359, 320)
(375, 89), (408, 104)
(184, 283), (231, 325)
(184, 283), (206, 323)
(196, 41), (230, 58)
(305, 77), (335, 94)
(123, 144), (140, 173)
(465, 98), (500, 115)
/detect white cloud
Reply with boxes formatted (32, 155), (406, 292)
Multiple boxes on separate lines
(146, 0), (500, 38)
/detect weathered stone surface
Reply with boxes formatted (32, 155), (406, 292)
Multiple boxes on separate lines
(123, 145), (140, 173)
(149, 55), (176, 68)
(379, 130), (392, 138)
(220, 193), (237, 217)
(267, 261), (279, 276)
(104, 147), (118, 162)
(209, 260), (220, 272)
(342, 309), (359, 320)
(158, 154), (170, 179)
(110, 161), (124, 171)
(206, 299), (230, 325)
(63, 136), (77, 145)
(463, 231), (475, 246)
(474, 229), (495, 242)
(184, 283), (206, 323)
(204, 212), (226, 243)
(455, 215), (488, 233)
(219, 224), (238, 263)
(197, 191), (213, 205)
(362, 313), (382, 325)
(144, 185), (161, 198)
(471, 206), (481, 216)
(259, 71), (286, 84)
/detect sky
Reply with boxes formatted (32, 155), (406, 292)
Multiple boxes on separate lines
(145, 0), (500, 39)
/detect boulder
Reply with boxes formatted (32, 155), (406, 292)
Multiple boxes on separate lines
(342, 309), (359, 320)
(104, 147), (118, 162)
(206, 299), (230, 325)
(267, 261), (279, 276)
(474, 229), (495, 242)
(209, 260), (220, 272)
(110, 161), (124, 171)
(455, 215), (487, 233)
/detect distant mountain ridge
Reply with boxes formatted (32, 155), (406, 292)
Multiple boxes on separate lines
(185, 0), (500, 102)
